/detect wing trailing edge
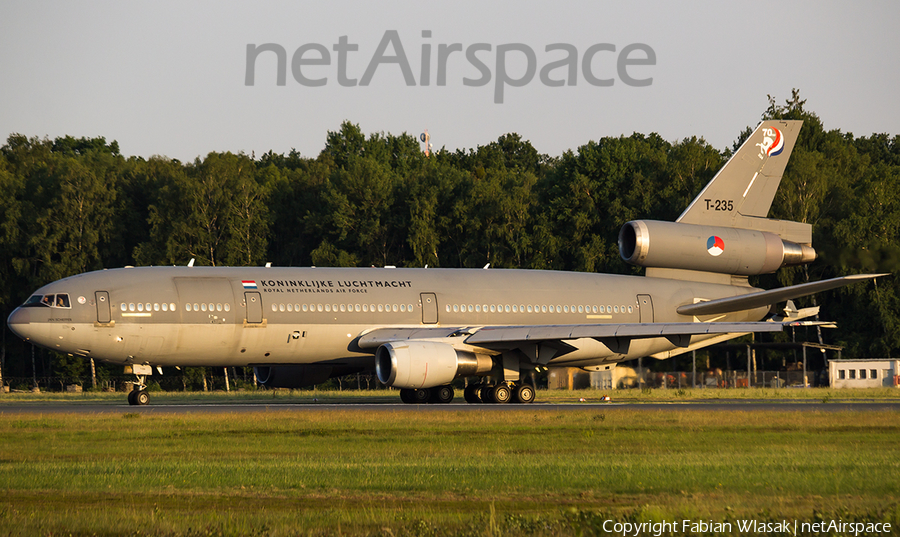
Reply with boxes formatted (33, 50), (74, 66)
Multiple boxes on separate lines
(676, 273), (888, 317)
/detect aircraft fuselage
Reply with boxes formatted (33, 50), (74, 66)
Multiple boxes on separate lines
(7, 266), (766, 370)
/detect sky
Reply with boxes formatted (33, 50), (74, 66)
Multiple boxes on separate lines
(1, 1), (898, 161)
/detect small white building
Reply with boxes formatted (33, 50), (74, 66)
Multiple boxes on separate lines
(829, 359), (900, 388)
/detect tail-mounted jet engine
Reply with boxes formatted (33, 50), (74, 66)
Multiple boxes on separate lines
(618, 220), (816, 276)
(375, 341), (492, 389)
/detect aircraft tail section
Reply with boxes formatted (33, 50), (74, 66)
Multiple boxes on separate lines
(677, 119), (802, 232)
(618, 119), (816, 281)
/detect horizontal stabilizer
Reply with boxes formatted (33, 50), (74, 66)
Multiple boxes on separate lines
(676, 273), (888, 317)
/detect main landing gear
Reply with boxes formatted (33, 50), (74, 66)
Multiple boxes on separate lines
(399, 382), (536, 404)
(463, 382), (535, 404)
(399, 385), (455, 404)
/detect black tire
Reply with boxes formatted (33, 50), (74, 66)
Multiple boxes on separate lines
(491, 384), (511, 404)
(411, 388), (431, 404)
(430, 385), (454, 404)
(479, 385), (495, 403)
(513, 384), (535, 404)
(464, 385), (482, 404)
(127, 390), (137, 406)
(399, 388), (415, 404)
(135, 390), (150, 406)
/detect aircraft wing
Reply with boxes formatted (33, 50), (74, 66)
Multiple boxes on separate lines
(357, 319), (826, 352)
(676, 273), (888, 317)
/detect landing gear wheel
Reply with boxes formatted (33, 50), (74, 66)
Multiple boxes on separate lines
(478, 385), (495, 403)
(399, 388), (418, 404)
(430, 385), (454, 404)
(464, 385), (482, 404)
(411, 388), (431, 404)
(127, 390), (137, 406)
(513, 384), (535, 404)
(491, 384), (512, 404)
(135, 390), (150, 406)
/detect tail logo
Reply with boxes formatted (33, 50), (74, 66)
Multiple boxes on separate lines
(756, 127), (784, 158)
(706, 235), (725, 256)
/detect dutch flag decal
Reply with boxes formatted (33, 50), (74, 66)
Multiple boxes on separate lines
(242, 280), (257, 289)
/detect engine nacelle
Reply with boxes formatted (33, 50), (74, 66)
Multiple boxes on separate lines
(619, 220), (816, 276)
(254, 364), (362, 389)
(375, 341), (493, 389)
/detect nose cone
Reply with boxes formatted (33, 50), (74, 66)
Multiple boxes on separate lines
(7, 307), (36, 341)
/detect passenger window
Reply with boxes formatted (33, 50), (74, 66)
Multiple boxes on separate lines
(162, 303), (168, 312)
(325, 304), (331, 312)
(627, 306), (633, 313)
(185, 304), (191, 312)
(578, 305), (584, 313)
(224, 303), (230, 312)
(201, 303), (207, 312)
(339, 304), (346, 312)
(170, 303), (177, 311)
(527, 305), (533, 313)
(193, 303), (200, 312)
(317, 304), (323, 312)
(505, 305), (510, 313)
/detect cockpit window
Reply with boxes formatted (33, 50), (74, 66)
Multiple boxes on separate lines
(22, 293), (71, 308)
(23, 295), (49, 307)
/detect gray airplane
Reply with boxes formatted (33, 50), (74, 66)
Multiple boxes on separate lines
(6, 120), (884, 405)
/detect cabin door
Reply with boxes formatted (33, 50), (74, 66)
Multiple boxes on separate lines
(95, 291), (111, 323)
(420, 293), (438, 324)
(245, 292), (263, 324)
(637, 294), (653, 323)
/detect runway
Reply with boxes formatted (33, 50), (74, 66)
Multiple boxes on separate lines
(1, 400), (898, 414)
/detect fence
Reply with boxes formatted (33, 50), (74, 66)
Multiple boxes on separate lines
(587, 369), (817, 390)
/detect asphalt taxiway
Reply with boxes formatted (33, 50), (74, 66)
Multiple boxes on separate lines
(1, 400), (898, 414)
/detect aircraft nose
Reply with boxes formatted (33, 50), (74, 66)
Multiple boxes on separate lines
(7, 307), (36, 341)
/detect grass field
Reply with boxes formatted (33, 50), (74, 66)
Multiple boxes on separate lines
(0, 392), (898, 536)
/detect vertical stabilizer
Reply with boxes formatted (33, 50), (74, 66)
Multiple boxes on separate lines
(677, 120), (802, 228)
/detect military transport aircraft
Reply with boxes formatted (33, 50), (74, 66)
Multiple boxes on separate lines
(6, 120), (885, 405)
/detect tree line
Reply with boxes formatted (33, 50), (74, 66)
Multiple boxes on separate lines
(1, 91), (898, 386)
